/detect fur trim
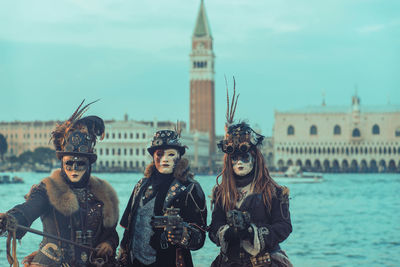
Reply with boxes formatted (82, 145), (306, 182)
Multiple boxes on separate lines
(42, 170), (79, 217)
(89, 176), (119, 227)
(42, 169), (119, 227)
(143, 158), (192, 182)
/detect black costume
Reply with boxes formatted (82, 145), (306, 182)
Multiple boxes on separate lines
(8, 170), (119, 266)
(210, 84), (293, 267)
(119, 130), (207, 267)
(209, 183), (292, 266)
(0, 100), (119, 266)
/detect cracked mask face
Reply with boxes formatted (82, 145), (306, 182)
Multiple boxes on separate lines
(154, 148), (180, 174)
(62, 155), (89, 183)
(231, 153), (254, 176)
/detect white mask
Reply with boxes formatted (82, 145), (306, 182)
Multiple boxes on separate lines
(232, 153), (254, 176)
(154, 148), (180, 174)
(62, 155), (89, 183)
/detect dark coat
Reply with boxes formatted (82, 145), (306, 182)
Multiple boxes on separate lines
(7, 169), (119, 267)
(119, 159), (207, 267)
(209, 185), (292, 267)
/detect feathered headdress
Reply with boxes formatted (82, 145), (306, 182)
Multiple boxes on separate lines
(217, 77), (264, 154)
(51, 100), (105, 163)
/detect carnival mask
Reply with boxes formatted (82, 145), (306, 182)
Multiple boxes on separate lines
(231, 152), (254, 176)
(154, 148), (180, 174)
(62, 155), (89, 183)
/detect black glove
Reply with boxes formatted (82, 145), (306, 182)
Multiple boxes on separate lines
(225, 210), (254, 241)
(166, 222), (190, 246)
(223, 226), (240, 243)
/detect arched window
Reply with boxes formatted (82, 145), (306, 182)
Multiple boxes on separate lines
(352, 128), (361, 137)
(310, 125), (317, 135)
(395, 127), (400, 137)
(287, 125), (295, 135)
(334, 125), (341, 135)
(372, 124), (380, 135)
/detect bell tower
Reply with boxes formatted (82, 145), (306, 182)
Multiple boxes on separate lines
(190, 0), (216, 157)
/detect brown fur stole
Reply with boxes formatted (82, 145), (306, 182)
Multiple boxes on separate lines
(32, 169), (119, 228)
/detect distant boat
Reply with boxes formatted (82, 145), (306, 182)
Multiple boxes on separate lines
(0, 174), (24, 184)
(271, 166), (323, 183)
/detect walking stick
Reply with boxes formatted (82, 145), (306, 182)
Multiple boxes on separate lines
(3, 215), (108, 267)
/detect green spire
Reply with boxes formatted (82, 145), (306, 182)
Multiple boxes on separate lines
(193, 0), (212, 38)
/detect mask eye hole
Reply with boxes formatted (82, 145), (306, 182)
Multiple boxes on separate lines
(155, 151), (164, 158)
(65, 161), (74, 166)
(76, 161), (86, 166)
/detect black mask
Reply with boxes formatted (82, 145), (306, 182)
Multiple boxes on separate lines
(61, 161), (91, 188)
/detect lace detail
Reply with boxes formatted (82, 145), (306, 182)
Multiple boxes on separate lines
(257, 227), (269, 252)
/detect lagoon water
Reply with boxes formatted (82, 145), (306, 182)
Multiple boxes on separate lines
(0, 172), (399, 267)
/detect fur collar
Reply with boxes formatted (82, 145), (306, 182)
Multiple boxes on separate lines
(144, 157), (193, 182)
(41, 169), (119, 228)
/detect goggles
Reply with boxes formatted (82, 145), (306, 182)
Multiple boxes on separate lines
(221, 141), (252, 154)
(64, 160), (88, 171)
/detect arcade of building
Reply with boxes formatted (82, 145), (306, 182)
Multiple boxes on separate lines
(273, 95), (400, 172)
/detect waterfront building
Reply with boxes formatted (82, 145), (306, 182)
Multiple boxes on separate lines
(0, 118), (210, 171)
(0, 121), (56, 156)
(273, 94), (400, 172)
(95, 119), (210, 171)
(190, 0), (216, 159)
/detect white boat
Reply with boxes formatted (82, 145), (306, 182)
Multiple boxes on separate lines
(270, 166), (323, 183)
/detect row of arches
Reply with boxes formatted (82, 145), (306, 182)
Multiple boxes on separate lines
(276, 158), (400, 173)
(277, 146), (400, 155)
(287, 124), (400, 137)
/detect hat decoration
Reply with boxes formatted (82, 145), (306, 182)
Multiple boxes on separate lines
(147, 122), (187, 156)
(217, 77), (264, 154)
(51, 100), (105, 163)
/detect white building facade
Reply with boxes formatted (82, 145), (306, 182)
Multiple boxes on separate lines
(95, 120), (210, 172)
(273, 95), (400, 172)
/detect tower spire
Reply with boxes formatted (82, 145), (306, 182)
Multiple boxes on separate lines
(193, 0), (212, 38)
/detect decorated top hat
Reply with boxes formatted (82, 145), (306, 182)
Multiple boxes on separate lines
(147, 130), (186, 156)
(218, 122), (264, 154)
(52, 100), (105, 164)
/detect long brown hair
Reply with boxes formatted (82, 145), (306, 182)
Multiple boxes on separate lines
(214, 147), (280, 212)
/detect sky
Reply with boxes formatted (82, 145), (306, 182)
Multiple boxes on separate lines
(0, 0), (399, 136)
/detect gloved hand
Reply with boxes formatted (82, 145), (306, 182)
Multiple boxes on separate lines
(223, 226), (240, 243)
(95, 242), (113, 257)
(117, 247), (128, 266)
(0, 213), (8, 235)
(166, 222), (190, 246)
(225, 210), (253, 241)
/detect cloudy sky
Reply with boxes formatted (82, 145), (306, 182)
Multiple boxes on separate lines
(1, 0), (399, 135)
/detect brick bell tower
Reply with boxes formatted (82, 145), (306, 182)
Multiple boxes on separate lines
(190, 0), (216, 160)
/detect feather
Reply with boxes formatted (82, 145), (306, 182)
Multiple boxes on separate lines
(224, 76), (240, 126)
(50, 99), (102, 151)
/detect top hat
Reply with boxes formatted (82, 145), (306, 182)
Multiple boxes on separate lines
(147, 130), (186, 156)
(217, 122), (264, 154)
(52, 100), (105, 164)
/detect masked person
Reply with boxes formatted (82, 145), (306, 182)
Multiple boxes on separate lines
(118, 130), (207, 267)
(0, 101), (119, 267)
(209, 83), (292, 267)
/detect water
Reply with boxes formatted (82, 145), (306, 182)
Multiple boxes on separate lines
(0, 172), (399, 267)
